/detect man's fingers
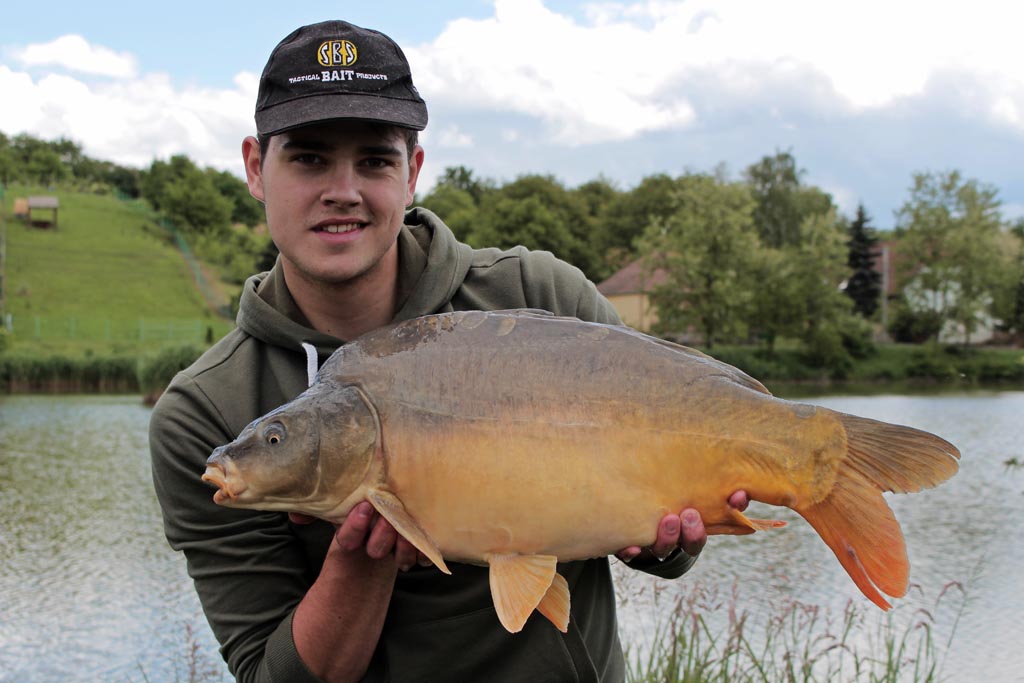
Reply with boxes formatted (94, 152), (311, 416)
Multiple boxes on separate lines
(394, 537), (419, 571)
(729, 490), (750, 511)
(335, 501), (376, 551)
(366, 517), (398, 560)
(679, 508), (706, 557)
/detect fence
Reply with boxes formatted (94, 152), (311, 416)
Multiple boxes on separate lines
(5, 315), (223, 344)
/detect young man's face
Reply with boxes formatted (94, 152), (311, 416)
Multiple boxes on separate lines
(243, 120), (423, 289)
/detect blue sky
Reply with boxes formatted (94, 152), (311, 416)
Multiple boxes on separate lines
(2, 0), (1023, 229)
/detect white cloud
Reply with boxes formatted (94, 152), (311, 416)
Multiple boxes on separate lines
(13, 34), (138, 79)
(406, 0), (1024, 145)
(0, 59), (257, 171)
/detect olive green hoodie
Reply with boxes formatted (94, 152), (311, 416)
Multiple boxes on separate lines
(150, 209), (695, 683)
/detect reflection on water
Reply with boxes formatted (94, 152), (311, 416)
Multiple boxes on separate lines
(1, 392), (1022, 681)
(0, 396), (229, 683)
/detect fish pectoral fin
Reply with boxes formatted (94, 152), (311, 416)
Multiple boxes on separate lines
(366, 488), (450, 575)
(486, 553), (559, 633)
(536, 572), (570, 633)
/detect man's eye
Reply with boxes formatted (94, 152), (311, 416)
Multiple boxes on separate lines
(362, 157), (390, 168)
(293, 153), (323, 165)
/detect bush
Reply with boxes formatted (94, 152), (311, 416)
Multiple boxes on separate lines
(889, 305), (943, 343)
(137, 344), (204, 393)
(801, 326), (854, 378)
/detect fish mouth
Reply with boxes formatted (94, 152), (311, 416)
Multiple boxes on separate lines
(202, 463), (247, 504)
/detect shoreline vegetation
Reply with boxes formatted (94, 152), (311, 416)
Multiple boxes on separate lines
(1, 340), (1021, 400)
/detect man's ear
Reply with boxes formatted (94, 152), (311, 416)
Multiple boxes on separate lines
(242, 136), (266, 203)
(406, 145), (425, 207)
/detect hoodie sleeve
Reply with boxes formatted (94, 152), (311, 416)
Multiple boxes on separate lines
(516, 249), (622, 324)
(150, 374), (323, 683)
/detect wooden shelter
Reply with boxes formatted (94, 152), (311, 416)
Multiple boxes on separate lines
(27, 196), (59, 228)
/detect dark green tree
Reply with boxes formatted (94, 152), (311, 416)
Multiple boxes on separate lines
(471, 174), (602, 279)
(845, 204), (882, 318)
(594, 173), (679, 272)
(206, 168), (264, 227)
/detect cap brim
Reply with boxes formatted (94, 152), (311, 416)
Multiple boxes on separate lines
(256, 92), (427, 136)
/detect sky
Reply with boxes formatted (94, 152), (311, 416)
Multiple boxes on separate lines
(2, 0), (1023, 229)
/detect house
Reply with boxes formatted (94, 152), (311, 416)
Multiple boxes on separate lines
(596, 259), (666, 333)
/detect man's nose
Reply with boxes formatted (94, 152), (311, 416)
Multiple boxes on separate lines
(320, 165), (361, 206)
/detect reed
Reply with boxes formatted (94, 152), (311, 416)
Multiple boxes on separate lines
(622, 580), (966, 683)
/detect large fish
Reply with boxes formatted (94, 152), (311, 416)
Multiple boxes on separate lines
(202, 310), (960, 633)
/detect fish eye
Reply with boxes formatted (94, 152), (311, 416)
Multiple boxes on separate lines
(264, 423), (285, 445)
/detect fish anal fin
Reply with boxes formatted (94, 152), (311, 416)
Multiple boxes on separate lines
(486, 553), (558, 633)
(536, 572), (570, 633)
(705, 508), (786, 535)
(745, 516), (787, 531)
(366, 488), (450, 575)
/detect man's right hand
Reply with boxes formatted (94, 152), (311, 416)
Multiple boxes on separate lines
(290, 502), (427, 571)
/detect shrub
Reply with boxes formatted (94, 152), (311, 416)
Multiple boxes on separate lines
(137, 344), (204, 394)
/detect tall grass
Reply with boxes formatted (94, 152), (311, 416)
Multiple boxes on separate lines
(622, 580), (966, 683)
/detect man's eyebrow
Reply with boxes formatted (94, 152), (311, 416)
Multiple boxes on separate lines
(278, 139), (402, 156)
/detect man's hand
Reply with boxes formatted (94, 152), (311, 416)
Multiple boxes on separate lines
(289, 503), (428, 571)
(616, 490), (750, 562)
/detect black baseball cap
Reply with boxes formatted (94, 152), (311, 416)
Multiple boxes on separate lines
(255, 20), (428, 136)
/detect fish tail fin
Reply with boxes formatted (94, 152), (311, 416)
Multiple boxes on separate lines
(797, 413), (960, 610)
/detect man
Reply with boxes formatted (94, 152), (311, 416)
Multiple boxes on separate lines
(150, 20), (747, 683)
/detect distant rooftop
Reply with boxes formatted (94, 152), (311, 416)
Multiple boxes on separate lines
(596, 259), (667, 296)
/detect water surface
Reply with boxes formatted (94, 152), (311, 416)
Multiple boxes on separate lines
(1, 392), (1021, 681)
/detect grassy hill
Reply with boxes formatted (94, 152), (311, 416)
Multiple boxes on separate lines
(2, 184), (236, 358)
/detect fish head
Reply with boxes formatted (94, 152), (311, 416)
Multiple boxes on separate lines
(202, 382), (378, 517)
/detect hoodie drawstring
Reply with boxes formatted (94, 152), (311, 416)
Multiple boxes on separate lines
(301, 342), (318, 388)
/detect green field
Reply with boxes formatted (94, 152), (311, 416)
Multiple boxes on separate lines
(2, 185), (235, 357)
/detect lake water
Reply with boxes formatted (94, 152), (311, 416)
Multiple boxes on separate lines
(1, 391), (1022, 682)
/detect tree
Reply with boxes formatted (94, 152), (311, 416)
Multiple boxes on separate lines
(744, 151), (834, 248)
(471, 174), (602, 280)
(638, 174), (760, 348)
(161, 168), (233, 236)
(792, 209), (860, 368)
(990, 218), (1024, 338)
(896, 170), (1007, 344)
(418, 183), (479, 244)
(207, 168), (264, 227)
(845, 204), (882, 318)
(595, 174), (680, 273)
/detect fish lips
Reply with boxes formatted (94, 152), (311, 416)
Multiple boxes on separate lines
(202, 452), (247, 504)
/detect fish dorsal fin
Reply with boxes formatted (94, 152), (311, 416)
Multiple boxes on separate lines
(366, 488), (450, 575)
(536, 572), (570, 633)
(485, 553), (558, 633)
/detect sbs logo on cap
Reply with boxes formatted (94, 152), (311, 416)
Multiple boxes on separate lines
(318, 40), (358, 67)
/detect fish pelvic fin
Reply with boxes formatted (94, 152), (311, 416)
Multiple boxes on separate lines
(798, 413), (960, 610)
(537, 572), (570, 633)
(366, 488), (450, 575)
(485, 553), (561, 633)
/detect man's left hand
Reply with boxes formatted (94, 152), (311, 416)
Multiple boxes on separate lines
(616, 490), (750, 562)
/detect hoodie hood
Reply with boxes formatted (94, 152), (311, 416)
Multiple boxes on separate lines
(235, 208), (474, 357)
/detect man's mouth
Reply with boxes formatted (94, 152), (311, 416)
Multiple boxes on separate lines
(315, 220), (367, 234)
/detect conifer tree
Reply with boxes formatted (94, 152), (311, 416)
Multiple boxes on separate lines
(846, 204), (882, 318)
